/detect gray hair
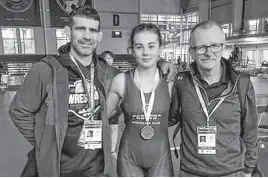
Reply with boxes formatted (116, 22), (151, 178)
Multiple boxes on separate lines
(189, 21), (225, 46)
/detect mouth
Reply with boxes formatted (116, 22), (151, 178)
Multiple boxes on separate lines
(79, 42), (94, 48)
(141, 58), (152, 62)
(201, 58), (215, 62)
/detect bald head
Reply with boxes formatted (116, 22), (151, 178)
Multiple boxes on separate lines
(189, 21), (225, 46)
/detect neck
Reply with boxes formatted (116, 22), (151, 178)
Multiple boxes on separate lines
(70, 48), (93, 66)
(135, 64), (159, 93)
(197, 63), (223, 85)
(137, 64), (158, 78)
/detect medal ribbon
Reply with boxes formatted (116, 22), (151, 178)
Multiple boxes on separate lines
(70, 54), (95, 121)
(194, 81), (226, 126)
(136, 68), (159, 125)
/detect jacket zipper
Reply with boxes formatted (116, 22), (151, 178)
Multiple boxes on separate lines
(190, 71), (240, 106)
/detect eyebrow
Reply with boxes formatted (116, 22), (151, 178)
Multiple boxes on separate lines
(74, 26), (98, 31)
(134, 42), (157, 46)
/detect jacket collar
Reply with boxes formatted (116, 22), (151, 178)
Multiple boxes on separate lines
(190, 57), (239, 85)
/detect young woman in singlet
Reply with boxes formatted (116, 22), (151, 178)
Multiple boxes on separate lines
(107, 23), (179, 177)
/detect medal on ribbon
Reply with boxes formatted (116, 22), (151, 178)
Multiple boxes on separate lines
(136, 68), (159, 140)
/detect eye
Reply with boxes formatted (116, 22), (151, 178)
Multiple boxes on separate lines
(135, 45), (143, 49)
(148, 45), (155, 49)
(75, 27), (84, 31)
(89, 28), (98, 33)
(196, 46), (206, 50)
(211, 44), (222, 48)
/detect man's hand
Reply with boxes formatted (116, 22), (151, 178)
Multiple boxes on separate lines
(111, 152), (118, 160)
(158, 59), (177, 82)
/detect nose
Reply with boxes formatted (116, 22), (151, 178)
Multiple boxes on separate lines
(83, 29), (92, 39)
(142, 47), (149, 56)
(205, 46), (213, 56)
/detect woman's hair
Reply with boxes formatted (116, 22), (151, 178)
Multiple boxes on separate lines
(128, 23), (162, 50)
(100, 50), (115, 59)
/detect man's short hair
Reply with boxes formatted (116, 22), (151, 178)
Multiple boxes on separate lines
(189, 21), (225, 45)
(68, 6), (101, 30)
(100, 50), (115, 59)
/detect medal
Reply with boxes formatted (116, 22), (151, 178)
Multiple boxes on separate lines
(136, 68), (159, 140)
(141, 125), (155, 140)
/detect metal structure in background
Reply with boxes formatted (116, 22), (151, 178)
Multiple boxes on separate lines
(41, 0), (48, 55)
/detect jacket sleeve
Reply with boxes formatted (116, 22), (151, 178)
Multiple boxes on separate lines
(168, 79), (181, 127)
(241, 80), (258, 174)
(9, 62), (51, 146)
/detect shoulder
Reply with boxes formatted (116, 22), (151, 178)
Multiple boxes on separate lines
(176, 70), (190, 80)
(237, 71), (251, 86)
(239, 71), (250, 79)
(112, 72), (125, 84)
(33, 55), (67, 82)
(110, 72), (125, 97)
(108, 64), (120, 76)
(31, 57), (54, 76)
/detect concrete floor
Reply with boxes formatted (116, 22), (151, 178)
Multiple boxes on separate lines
(0, 76), (268, 176)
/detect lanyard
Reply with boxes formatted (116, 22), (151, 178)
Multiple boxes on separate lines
(70, 54), (95, 120)
(136, 68), (159, 124)
(194, 81), (226, 126)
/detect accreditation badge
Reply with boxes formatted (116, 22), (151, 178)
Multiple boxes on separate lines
(197, 126), (217, 154)
(78, 120), (102, 150)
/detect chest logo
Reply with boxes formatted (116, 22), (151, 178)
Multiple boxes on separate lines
(68, 80), (99, 120)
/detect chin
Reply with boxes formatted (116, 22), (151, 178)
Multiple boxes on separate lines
(199, 63), (215, 71)
(79, 49), (93, 56)
(139, 62), (156, 69)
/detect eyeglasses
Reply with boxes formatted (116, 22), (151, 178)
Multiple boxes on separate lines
(190, 43), (224, 55)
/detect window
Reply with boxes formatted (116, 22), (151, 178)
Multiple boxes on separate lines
(245, 50), (256, 67)
(19, 28), (35, 54)
(248, 19), (259, 35)
(56, 29), (69, 50)
(1, 27), (35, 54)
(259, 49), (268, 66)
(141, 11), (199, 63)
(221, 23), (231, 37)
(1, 28), (18, 54)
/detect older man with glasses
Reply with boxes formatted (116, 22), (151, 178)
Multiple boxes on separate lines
(173, 21), (258, 177)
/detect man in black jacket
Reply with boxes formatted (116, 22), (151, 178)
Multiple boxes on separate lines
(9, 6), (176, 177)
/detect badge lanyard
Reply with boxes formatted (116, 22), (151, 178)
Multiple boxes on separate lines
(136, 68), (159, 125)
(194, 81), (226, 126)
(70, 54), (96, 121)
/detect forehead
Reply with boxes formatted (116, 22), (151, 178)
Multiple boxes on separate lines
(191, 26), (225, 46)
(72, 16), (99, 29)
(134, 31), (159, 44)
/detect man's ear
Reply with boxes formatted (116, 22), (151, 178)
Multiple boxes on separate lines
(64, 26), (71, 40)
(189, 47), (193, 58)
(98, 31), (103, 42)
(222, 42), (226, 51)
